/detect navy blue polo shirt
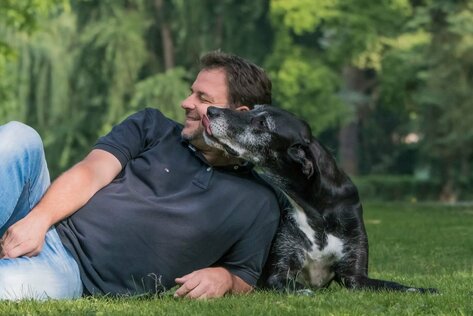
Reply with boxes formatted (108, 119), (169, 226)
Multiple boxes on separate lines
(56, 108), (280, 296)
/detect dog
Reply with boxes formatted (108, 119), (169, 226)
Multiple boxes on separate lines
(202, 104), (437, 294)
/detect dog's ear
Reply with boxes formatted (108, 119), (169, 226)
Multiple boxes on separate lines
(287, 144), (314, 179)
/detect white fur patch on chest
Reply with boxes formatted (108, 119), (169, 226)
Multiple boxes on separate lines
(285, 194), (345, 288)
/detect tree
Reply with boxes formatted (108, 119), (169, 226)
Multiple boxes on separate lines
(267, 0), (415, 175)
(414, 0), (473, 201)
(0, 0), (68, 123)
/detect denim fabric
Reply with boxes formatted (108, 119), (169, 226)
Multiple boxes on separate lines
(0, 121), (82, 300)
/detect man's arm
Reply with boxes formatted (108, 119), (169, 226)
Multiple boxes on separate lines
(174, 267), (253, 299)
(0, 149), (122, 258)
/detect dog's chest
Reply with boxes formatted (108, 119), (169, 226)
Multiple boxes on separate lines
(289, 197), (345, 288)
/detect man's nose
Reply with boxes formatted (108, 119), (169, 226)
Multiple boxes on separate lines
(181, 95), (195, 110)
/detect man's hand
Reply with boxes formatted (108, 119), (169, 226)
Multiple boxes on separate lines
(174, 267), (248, 299)
(0, 149), (121, 260)
(0, 212), (50, 258)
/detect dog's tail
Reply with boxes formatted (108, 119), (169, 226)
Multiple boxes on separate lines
(340, 276), (438, 294)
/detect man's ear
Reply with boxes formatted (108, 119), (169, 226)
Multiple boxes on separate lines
(235, 105), (250, 112)
(287, 145), (314, 179)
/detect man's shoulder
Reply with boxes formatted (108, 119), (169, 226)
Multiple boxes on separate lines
(138, 107), (183, 139)
(235, 171), (281, 219)
(117, 107), (181, 134)
(251, 171), (285, 213)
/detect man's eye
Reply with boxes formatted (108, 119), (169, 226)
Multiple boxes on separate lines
(198, 93), (212, 103)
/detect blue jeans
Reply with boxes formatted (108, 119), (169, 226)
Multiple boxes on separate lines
(0, 121), (82, 300)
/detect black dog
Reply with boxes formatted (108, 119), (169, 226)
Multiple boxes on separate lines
(202, 105), (437, 294)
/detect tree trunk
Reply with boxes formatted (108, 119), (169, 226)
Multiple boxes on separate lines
(214, 12), (224, 49)
(339, 121), (359, 176)
(339, 66), (360, 176)
(339, 66), (376, 176)
(155, 0), (174, 71)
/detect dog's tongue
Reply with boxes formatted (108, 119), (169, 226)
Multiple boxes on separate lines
(202, 115), (212, 135)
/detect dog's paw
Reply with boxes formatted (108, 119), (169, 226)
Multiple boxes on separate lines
(407, 287), (439, 294)
(295, 288), (315, 296)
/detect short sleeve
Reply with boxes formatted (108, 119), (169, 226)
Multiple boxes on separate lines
(94, 108), (174, 167)
(218, 198), (280, 286)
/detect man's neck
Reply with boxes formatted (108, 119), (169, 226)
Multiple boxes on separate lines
(190, 139), (243, 166)
(200, 147), (244, 167)
(185, 138), (244, 167)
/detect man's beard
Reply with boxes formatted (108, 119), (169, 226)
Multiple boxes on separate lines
(182, 125), (208, 149)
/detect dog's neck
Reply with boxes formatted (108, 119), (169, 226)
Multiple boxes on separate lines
(263, 144), (359, 215)
(262, 168), (320, 209)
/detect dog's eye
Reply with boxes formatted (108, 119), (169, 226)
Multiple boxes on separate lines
(251, 116), (268, 129)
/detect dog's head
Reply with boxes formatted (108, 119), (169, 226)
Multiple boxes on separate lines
(202, 105), (317, 179)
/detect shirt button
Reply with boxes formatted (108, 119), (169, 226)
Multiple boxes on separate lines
(206, 167), (212, 172)
(233, 166), (239, 170)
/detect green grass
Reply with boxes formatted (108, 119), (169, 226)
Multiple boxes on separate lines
(2, 202), (472, 315)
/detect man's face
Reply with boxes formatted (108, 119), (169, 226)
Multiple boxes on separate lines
(181, 68), (230, 147)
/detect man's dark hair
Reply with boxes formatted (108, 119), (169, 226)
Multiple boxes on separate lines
(200, 51), (272, 109)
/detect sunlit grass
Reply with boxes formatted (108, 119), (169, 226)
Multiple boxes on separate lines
(1, 202), (472, 315)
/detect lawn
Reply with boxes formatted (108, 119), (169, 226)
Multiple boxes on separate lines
(1, 202), (472, 315)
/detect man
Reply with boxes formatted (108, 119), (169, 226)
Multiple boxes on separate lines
(0, 52), (279, 300)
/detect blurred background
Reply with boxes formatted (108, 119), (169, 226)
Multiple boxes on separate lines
(1, 0), (472, 202)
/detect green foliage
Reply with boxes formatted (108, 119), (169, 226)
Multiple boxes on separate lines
(267, 3), (345, 134)
(0, 0), (68, 32)
(0, 52), (19, 123)
(173, 0), (271, 64)
(125, 67), (189, 132)
(266, 0), (418, 135)
(271, 0), (340, 35)
(269, 0), (473, 200)
(271, 0), (412, 65)
(1, 3), (152, 175)
(74, 6), (150, 123)
(359, 30), (429, 175)
(409, 0), (473, 198)
(1, 0), (472, 199)
(0, 0), (274, 177)
(0, 0), (69, 123)
(266, 46), (347, 134)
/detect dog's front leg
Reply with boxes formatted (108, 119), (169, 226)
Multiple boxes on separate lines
(264, 245), (315, 295)
(266, 271), (314, 296)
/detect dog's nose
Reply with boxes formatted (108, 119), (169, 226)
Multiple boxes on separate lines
(207, 106), (223, 118)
